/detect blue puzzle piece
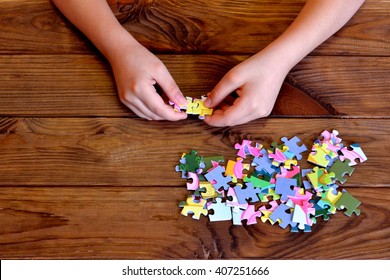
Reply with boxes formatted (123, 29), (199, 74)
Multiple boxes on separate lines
(275, 177), (297, 202)
(234, 182), (262, 204)
(252, 148), (276, 175)
(281, 136), (308, 160)
(269, 203), (297, 229)
(207, 198), (232, 222)
(204, 165), (232, 191)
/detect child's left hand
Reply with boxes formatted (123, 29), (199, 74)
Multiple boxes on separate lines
(203, 51), (289, 127)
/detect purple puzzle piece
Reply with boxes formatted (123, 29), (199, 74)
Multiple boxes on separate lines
(281, 136), (308, 160)
(269, 203), (297, 229)
(205, 165), (232, 191)
(275, 177), (297, 202)
(234, 182), (262, 204)
(252, 148), (276, 175)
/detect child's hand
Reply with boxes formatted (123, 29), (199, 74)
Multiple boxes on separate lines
(109, 41), (187, 121)
(203, 52), (289, 127)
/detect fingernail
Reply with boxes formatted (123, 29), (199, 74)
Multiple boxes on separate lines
(204, 98), (211, 108)
(177, 95), (187, 105)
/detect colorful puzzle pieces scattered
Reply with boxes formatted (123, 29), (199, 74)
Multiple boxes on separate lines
(176, 130), (366, 232)
(169, 95), (213, 119)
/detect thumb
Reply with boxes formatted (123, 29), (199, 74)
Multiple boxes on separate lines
(204, 73), (241, 108)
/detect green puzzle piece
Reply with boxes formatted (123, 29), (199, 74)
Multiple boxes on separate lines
(328, 159), (355, 184)
(335, 190), (361, 217)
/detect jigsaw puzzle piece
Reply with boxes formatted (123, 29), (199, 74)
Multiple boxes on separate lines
(243, 175), (274, 192)
(226, 187), (249, 210)
(186, 172), (200, 190)
(186, 96), (213, 119)
(197, 181), (221, 199)
(281, 136), (308, 160)
(204, 165), (232, 191)
(259, 200), (278, 223)
(268, 146), (293, 167)
(307, 143), (333, 167)
(207, 197), (232, 222)
(276, 165), (301, 179)
(328, 159), (354, 184)
(232, 208), (245, 225)
(269, 203), (297, 229)
(252, 148), (277, 175)
(234, 140), (262, 158)
(241, 205), (262, 225)
(334, 190), (361, 217)
(319, 129), (342, 145)
(169, 97), (188, 112)
(234, 182), (262, 204)
(339, 144), (367, 166)
(287, 187), (313, 206)
(274, 177), (297, 202)
(292, 203), (315, 231)
(202, 156), (224, 172)
(225, 157), (250, 183)
(176, 150), (205, 178)
(306, 166), (335, 193)
(179, 195), (208, 219)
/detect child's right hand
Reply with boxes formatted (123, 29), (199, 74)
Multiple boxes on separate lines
(108, 41), (188, 121)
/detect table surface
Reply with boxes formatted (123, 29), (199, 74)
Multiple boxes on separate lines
(0, 0), (389, 259)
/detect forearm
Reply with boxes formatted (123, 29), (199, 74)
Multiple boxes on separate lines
(52, 0), (138, 61)
(261, 0), (365, 71)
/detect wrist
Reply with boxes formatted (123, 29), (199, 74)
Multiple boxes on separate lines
(97, 27), (141, 64)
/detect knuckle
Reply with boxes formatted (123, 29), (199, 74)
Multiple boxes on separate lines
(224, 70), (242, 86)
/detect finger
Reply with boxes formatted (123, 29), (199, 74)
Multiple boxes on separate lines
(143, 92), (188, 121)
(153, 65), (187, 106)
(204, 72), (242, 108)
(134, 82), (187, 121)
(120, 97), (155, 120)
(204, 98), (255, 127)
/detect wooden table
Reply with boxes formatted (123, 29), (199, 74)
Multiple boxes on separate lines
(0, 0), (389, 259)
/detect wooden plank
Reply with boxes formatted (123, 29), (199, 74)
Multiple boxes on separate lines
(0, 0), (389, 55)
(0, 186), (388, 259)
(0, 54), (389, 117)
(0, 118), (388, 187)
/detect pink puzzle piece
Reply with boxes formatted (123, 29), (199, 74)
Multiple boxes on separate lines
(339, 144), (367, 166)
(234, 140), (262, 158)
(225, 158), (250, 183)
(241, 205), (262, 225)
(186, 172), (200, 190)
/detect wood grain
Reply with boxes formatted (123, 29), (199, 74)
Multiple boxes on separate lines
(0, 0), (389, 55)
(0, 54), (389, 117)
(0, 0), (389, 261)
(0, 186), (388, 259)
(0, 118), (388, 187)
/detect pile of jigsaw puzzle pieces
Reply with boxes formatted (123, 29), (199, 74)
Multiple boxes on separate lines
(176, 130), (367, 232)
(169, 95), (213, 119)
